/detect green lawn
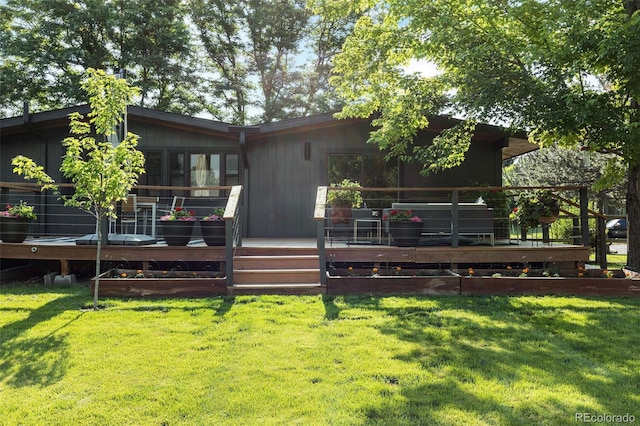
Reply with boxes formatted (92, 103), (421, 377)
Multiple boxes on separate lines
(1, 283), (639, 425)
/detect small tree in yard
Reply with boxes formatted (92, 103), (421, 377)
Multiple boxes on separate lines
(12, 68), (145, 309)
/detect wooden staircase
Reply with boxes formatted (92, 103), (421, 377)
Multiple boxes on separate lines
(229, 253), (325, 295)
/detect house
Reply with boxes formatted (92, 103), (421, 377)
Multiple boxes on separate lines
(1, 105), (537, 238)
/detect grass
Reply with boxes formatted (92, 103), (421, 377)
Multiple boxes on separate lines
(1, 282), (639, 425)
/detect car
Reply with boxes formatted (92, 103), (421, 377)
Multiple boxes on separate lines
(606, 218), (627, 239)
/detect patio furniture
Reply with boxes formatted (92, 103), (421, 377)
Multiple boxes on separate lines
(137, 196), (159, 237)
(110, 194), (139, 234)
(326, 208), (374, 245)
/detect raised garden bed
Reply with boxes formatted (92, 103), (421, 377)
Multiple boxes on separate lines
(326, 267), (460, 295)
(454, 267), (640, 296)
(92, 268), (227, 298)
(326, 265), (640, 297)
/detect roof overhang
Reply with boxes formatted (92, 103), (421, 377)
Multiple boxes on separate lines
(0, 105), (233, 137)
(1, 106), (540, 159)
(502, 136), (539, 161)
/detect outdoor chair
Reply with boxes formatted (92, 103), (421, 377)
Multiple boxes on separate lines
(159, 195), (186, 216)
(109, 194), (139, 234)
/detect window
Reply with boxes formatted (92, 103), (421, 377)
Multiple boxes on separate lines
(327, 154), (398, 208)
(167, 152), (239, 197)
(169, 152), (185, 188)
(140, 152), (162, 196)
(225, 154), (240, 186)
(191, 154), (220, 196)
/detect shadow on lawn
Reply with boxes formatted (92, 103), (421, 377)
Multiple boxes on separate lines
(339, 296), (640, 424)
(0, 287), (88, 388)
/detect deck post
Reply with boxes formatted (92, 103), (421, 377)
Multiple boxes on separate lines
(315, 186), (328, 285)
(224, 185), (243, 287)
(451, 190), (459, 248)
(317, 220), (327, 285)
(225, 219), (233, 286)
(597, 216), (607, 269)
(579, 187), (590, 246)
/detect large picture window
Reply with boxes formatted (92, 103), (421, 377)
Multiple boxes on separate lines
(165, 152), (240, 197)
(191, 154), (220, 196)
(327, 154), (398, 208)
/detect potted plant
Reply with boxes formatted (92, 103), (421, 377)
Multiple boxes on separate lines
(511, 189), (561, 230)
(0, 201), (37, 243)
(159, 207), (196, 246)
(383, 209), (423, 246)
(200, 207), (226, 246)
(327, 179), (363, 224)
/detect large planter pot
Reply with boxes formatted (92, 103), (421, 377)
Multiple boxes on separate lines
(389, 221), (423, 247)
(0, 216), (32, 243)
(200, 220), (225, 246)
(160, 220), (195, 246)
(330, 206), (352, 224)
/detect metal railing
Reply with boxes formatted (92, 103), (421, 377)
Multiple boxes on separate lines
(315, 185), (613, 268)
(0, 182), (237, 240)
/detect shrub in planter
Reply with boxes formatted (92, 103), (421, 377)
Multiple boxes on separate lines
(160, 207), (196, 246)
(0, 201), (37, 243)
(327, 179), (363, 224)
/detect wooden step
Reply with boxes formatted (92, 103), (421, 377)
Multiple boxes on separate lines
(232, 269), (320, 284)
(233, 255), (319, 270)
(229, 283), (326, 296)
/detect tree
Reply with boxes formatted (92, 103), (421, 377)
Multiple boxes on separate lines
(2, 0), (351, 122)
(0, 0), (194, 116)
(313, 0), (640, 269)
(189, 0), (356, 124)
(504, 147), (627, 214)
(12, 69), (145, 310)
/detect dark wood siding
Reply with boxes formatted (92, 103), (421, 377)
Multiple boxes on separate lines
(246, 123), (505, 238)
(2, 109), (508, 239)
(247, 121), (385, 238)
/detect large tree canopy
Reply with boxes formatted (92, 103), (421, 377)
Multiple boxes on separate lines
(0, 0), (196, 115)
(188, 0), (356, 124)
(313, 0), (640, 268)
(0, 0), (356, 124)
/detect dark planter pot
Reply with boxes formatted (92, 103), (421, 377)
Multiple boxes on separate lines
(538, 213), (559, 224)
(200, 220), (226, 246)
(0, 216), (32, 243)
(160, 220), (195, 246)
(389, 221), (423, 247)
(330, 207), (352, 224)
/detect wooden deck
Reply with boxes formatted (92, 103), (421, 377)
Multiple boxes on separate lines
(1, 236), (590, 275)
(6, 236), (637, 298)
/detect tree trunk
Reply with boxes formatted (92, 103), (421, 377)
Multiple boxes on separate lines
(94, 218), (102, 310)
(626, 165), (640, 270)
(624, 1), (640, 269)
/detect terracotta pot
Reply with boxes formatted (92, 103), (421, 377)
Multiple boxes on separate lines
(200, 220), (225, 246)
(389, 221), (423, 247)
(330, 207), (352, 224)
(160, 220), (195, 246)
(0, 216), (32, 243)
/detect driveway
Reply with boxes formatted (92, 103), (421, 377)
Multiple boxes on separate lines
(609, 241), (627, 255)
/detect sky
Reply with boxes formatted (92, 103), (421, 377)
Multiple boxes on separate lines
(405, 59), (441, 77)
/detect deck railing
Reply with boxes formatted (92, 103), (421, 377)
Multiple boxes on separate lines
(0, 182), (238, 240)
(315, 185), (617, 266)
(224, 185), (243, 285)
